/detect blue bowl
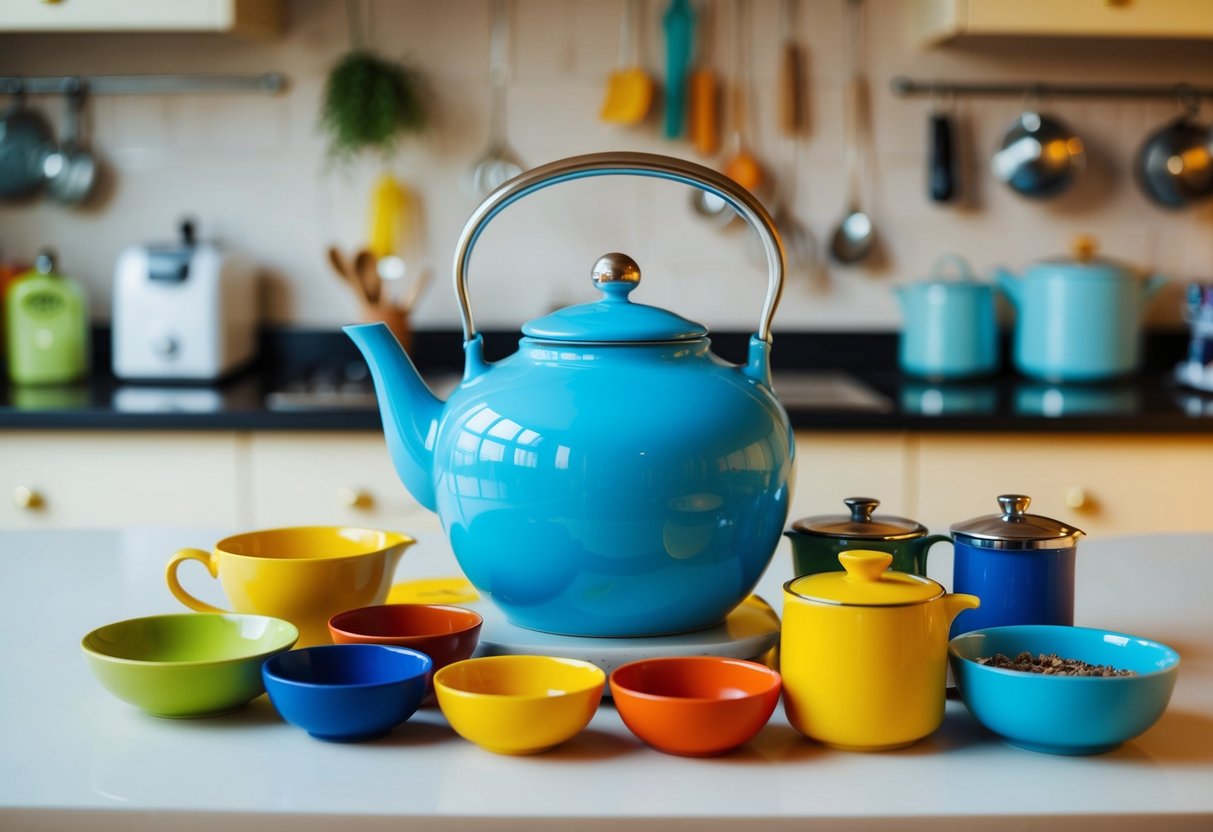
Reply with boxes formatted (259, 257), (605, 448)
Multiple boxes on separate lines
(950, 625), (1180, 755)
(262, 644), (432, 742)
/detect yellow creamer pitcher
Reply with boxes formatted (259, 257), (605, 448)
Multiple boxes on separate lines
(781, 550), (979, 751)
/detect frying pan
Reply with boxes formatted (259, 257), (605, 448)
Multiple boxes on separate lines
(0, 84), (53, 199)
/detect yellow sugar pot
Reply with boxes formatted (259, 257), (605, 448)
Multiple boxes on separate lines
(781, 550), (979, 751)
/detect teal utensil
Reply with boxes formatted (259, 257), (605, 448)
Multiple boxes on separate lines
(663, 0), (695, 139)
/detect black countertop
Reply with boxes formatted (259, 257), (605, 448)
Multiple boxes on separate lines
(2, 328), (1211, 433)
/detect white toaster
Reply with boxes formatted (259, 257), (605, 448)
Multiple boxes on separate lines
(112, 222), (258, 381)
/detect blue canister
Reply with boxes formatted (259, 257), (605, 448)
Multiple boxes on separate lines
(948, 494), (1084, 638)
(894, 255), (999, 381)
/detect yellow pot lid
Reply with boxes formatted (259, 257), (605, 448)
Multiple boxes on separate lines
(785, 550), (943, 606)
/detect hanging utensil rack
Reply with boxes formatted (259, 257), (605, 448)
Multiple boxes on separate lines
(891, 76), (1213, 100)
(0, 73), (285, 96)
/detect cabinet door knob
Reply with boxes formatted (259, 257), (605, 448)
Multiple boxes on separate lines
(13, 486), (44, 510)
(337, 487), (374, 510)
(1065, 486), (1092, 511)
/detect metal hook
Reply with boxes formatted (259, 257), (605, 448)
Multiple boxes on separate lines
(1176, 83), (1200, 118)
(929, 81), (954, 114)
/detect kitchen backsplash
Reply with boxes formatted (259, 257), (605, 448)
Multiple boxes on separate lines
(1, 0), (1210, 332)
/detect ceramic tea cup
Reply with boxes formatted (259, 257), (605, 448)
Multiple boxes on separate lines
(166, 526), (413, 646)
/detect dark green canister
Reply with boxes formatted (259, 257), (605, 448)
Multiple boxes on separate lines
(784, 497), (950, 578)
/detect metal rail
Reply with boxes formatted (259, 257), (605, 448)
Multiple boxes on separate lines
(890, 75), (1213, 100)
(0, 73), (286, 96)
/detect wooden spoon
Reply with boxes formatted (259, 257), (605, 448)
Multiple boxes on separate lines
(355, 249), (381, 307)
(328, 245), (368, 304)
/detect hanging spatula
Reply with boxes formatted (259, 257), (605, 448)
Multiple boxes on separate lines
(662, 0), (695, 139)
(601, 0), (653, 125)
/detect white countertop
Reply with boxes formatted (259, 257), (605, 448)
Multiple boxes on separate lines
(1, 528), (1211, 831)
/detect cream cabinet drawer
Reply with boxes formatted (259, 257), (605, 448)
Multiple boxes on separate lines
(912, 0), (1213, 44)
(790, 432), (913, 523)
(247, 432), (434, 534)
(913, 434), (1213, 537)
(0, 431), (243, 529)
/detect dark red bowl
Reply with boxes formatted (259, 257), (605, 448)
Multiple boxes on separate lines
(328, 604), (483, 672)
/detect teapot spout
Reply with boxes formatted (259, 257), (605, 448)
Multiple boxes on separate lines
(941, 592), (981, 627)
(344, 322), (443, 512)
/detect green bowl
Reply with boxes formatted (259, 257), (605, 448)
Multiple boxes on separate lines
(82, 613), (299, 718)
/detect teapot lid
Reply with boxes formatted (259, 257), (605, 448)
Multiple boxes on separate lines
(784, 551), (943, 606)
(950, 494), (1084, 550)
(521, 253), (708, 342)
(1033, 235), (1136, 276)
(791, 497), (927, 540)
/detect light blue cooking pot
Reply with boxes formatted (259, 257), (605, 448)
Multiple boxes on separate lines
(345, 153), (795, 638)
(895, 255), (999, 380)
(997, 239), (1167, 382)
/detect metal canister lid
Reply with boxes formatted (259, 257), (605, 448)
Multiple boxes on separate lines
(791, 497), (927, 541)
(950, 494), (1085, 550)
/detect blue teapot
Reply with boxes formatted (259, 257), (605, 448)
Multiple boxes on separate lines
(346, 152), (795, 637)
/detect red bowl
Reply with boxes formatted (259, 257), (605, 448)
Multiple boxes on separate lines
(328, 604), (483, 672)
(609, 656), (781, 757)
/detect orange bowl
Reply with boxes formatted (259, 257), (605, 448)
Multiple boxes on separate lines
(609, 656), (781, 757)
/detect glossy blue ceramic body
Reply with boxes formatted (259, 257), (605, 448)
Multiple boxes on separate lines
(262, 644), (431, 742)
(950, 625), (1180, 755)
(998, 265), (1166, 382)
(443, 338), (792, 636)
(896, 281), (998, 380)
(950, 540), (1076, 638)
(346, 323), (795, 637)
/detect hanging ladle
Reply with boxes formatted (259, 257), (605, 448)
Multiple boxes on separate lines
(828, 0), (876, 264)
(464, 0), (524, 197)
(690, 0), (758, 228)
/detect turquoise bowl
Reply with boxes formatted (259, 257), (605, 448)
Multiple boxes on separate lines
(949, 625), (1180, 755)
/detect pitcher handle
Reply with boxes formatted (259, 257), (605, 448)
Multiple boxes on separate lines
(916, 534), (953, 575)
(452, 151), (785, 344)
(165, 547), (227, 614)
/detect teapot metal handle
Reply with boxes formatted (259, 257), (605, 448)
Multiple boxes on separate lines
(453, 151), (786, 344)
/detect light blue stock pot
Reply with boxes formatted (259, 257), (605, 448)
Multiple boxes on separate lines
(346, 153), (795, 637)
(997, 237), (1166, 382)
(895, 255), (999, 380)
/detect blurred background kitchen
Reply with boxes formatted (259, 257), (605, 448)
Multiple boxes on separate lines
(2, 0), (1213, 541)
(4, 0), (1211, 328)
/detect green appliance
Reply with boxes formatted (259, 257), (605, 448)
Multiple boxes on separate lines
(5, 251), (89, 385)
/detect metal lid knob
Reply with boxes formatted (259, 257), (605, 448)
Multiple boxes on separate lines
(844, 497), (880, 524)
(591, 252), (641, 285)
(998, 494), (1032, 520)
(591, 253), (641, 299)
(951, 493), (1084, 550)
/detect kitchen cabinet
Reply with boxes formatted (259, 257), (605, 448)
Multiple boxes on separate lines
(0, 431), (243, 529)
(246, 432), (439, 537)
(5, 429), (1210, 538)
(0, 0), (284, 38)
(789, 432), (911, 520)
(910, 0), (1213, 46)
(911, 433), (1213, 537)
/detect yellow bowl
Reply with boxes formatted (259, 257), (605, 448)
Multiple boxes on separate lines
(434, 655), (605, 755)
